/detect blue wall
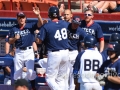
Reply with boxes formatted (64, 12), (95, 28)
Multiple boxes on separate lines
(0, 17), (120, 40)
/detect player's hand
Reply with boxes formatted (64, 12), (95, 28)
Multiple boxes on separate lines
(15, 34), (20, 40)
(35, 53), (39, 59)
(59, 4), (65, 13)
(34, 29), (40, 34)
(33, 7), (40, 16)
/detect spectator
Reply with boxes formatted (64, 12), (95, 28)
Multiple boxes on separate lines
(83, 1), (99, 12)
(93, 1), (120, 13)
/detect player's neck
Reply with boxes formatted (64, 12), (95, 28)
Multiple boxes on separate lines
(111, 58), (118, 63)
(86, 20), (93, 27)
(51, 18), (59, 22)
(19, 23), (26, 29)
(68, 19), (72, 23)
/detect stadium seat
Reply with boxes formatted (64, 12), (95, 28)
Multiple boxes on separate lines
(36, 2), (50, 11)
(28, 0), (50, 11)
(45, 0), (58, 6)
(0, 0), (21, 10)
(0, 2), (3, 10)
(20, 0), (34, 11)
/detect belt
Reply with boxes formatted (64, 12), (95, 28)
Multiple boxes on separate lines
(50, 49), (68, 52)
(69, 49), (76, 51)
(17, 46), (32, 50)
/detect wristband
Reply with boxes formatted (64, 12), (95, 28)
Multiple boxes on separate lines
(34, 51), (38, 54)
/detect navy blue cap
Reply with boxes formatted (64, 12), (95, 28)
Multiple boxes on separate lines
(72, 16), (81, 25)
(17, 12), (26, 17)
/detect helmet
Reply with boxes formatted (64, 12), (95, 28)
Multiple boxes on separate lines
(48, 6), (59, 18)
(109, 33), (120, 43)
(107, 42), (120, 56)
(83, 35), (97, 48)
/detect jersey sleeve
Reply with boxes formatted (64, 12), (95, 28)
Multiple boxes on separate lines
(73, 51), (85, 71)
(96, 24), (104, 39)
(37, 25), (46, 41)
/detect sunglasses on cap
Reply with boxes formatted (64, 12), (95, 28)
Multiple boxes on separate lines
(84, 14), (92, 16)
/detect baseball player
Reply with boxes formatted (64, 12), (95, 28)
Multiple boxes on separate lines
(8, 7), (43, 90)
(101, 33), (120, 61)
(67, 16), (87, 90)
(97, 42), (120, 90)
(80, 9), (104, 52)
(36, 6), (69, 90)
(73, 35), (103, 90)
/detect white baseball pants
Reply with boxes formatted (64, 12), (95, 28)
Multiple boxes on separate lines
(14, 47), (36, 80)
(68, 50), (78, 90)
(45, 49), (69, 90)
(80, 82), (102, 90)
(38, 58), (48, 68)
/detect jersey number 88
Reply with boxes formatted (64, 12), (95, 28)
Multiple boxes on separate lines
(84, 59), (100, 71)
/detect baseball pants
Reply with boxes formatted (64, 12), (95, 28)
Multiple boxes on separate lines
(80, 82), (102, 90)
(14, 46), (36, 80)
(68, 50), (78, 90)
(45, 49), (69, 90)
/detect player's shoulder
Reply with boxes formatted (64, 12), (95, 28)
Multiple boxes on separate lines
(93, 21), (101, 27)
(116, 59), (120, 64)
(26, 22), (37, 26)
(11, 24), (19, 30)
(45, 20), (69, 26)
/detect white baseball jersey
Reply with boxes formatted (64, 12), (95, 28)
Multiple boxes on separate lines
(75, 49), (103, 83)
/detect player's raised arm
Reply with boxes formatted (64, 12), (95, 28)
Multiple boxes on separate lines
(33, 7), (43, 28)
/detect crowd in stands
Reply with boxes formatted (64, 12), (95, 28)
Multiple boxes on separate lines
(0, 0), (120, 13)
(83, 1), (120, 13)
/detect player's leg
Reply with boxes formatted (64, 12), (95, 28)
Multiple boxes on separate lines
(14, 49), (24, 80)
(92, 83), (102, 90)
(25, 48), (36, 90)
(55, 50), (69, 90)
(80, 83), (92, 90)
(25, 49), (36, 80)
(45, 51), (63, 90)
(68, 50), (78, 90)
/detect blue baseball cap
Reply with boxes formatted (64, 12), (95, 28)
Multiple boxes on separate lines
(72, 16), (81, 25)
(17, 12), (26, 17)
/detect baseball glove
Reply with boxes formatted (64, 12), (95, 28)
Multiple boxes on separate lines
(96, 69), (118, 86)
(95, 74), (106, 86)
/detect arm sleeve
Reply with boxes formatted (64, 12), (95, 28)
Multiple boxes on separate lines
(37, 26), (46, 41)
(73, 51), (84, 71)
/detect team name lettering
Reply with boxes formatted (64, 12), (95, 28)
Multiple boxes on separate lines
(68, 33), (79, 39)
(15, 29), (30, 36)
(82, 28), (95, 36)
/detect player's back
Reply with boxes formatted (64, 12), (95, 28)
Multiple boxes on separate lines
(78, 49), (103, 83)
(43, 20), (69, 51)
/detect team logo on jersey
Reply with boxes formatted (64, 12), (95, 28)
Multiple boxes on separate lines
(82, 28), (95, 36)
(68, 33), (79, 39)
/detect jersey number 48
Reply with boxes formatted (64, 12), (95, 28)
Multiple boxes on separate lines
(54, 28), (67, 41)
